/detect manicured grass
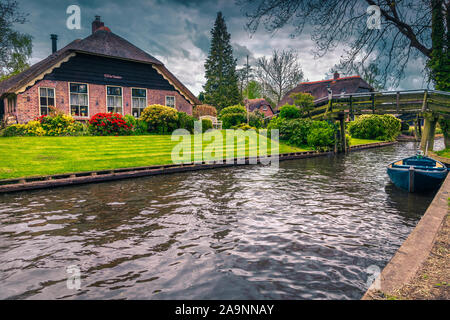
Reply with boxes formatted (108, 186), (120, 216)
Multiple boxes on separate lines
(0, 131), (306, 179)
(436, 148), (450, 159)
(349, 138), (386, 146)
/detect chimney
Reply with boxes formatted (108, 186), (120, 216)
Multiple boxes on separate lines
(92, 15), (104, 34)
(50, 34), (58, 53)
(333, 72), (340, 80)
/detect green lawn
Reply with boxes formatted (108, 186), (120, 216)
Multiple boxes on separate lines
(436, 148), (450, 159)
(0, 131), (306, 180)
(349, 138), (386, 146)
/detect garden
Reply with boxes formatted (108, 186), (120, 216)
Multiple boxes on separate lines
(0, 101), (402, 180)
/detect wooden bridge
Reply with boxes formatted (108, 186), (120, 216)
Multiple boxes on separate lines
(307, 89), (450, 153)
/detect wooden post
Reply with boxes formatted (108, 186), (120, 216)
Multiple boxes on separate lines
(349, 95), (354, 120)
(396, 91), (400, 114)
(371, 93), (375, 114)
(420, 113), (438, 152)
(339, 116), (347, 153)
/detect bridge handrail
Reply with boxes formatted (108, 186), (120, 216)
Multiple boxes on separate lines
(313, 89), (450, 104)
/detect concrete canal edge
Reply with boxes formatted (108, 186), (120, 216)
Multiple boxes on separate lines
(362, 173), (450, 300)
(0, 141), (396, 193)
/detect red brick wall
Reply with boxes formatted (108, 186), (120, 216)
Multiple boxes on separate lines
(15, 80), (194, 123)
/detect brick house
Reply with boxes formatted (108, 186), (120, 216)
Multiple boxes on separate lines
(245, 98), (274, 118)
(0, 16), (200, 124)
(278, 72), (374, 108)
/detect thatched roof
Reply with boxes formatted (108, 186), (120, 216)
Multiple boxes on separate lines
(245, 98), (274, 113)
(0, 28), (200, 105)
(278, 76), (373, 107)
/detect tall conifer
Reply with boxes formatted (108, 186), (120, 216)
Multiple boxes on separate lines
(203, 12), (241, 111)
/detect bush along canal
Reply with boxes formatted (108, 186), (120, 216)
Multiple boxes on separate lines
(0, 140), (444, 299)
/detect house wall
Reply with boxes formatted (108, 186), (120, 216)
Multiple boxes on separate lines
(16, 79), (193, 123)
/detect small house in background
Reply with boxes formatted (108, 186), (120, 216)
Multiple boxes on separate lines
(278, 72), (374, 108)
(245, 98), (274, 118)
(0, 16), (200, 124)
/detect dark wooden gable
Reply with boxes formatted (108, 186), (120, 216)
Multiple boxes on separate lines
(43, 53), (176, 91)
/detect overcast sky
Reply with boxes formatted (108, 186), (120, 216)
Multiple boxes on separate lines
(14, 0), (429, 95)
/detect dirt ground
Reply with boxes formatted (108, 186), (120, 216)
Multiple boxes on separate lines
(370, 212), (449, 300)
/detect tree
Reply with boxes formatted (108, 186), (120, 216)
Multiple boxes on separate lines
(331, 61), (384, 91)
(0, 0), (32, 81)
(291, 92), (315, 118)
(244, 80), (263, 99)
(255, 49), (304, 106)
(203, 12), (242, 112)
(238, 0), (449, 90)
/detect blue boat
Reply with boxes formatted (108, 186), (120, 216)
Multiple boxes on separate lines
(387, 152), (448, 192)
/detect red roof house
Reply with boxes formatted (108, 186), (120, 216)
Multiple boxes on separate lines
(278, 72), (374, 108)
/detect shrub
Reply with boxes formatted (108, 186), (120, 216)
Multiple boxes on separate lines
(3, 123), (27, 137)
(140, 104), (179, 134)
(193, 104), (217, 119)
(307, 122), (336, 151)
(201, 118), (213, 132)
(177, 112), (195, 133)
(400, 121), (410, 132)
(219, 105), (247, 129)
(290, 92), (315, 118)
(89, 113), (133, 136)
(268, 116), (336, 150)
(233, 123), (256, 131)
(248, 111), (264, 128)
(348, 114), (401, 141)
(38, 114), (82, 136)
(279, 104), (300, 119)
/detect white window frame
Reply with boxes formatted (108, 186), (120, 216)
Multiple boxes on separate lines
(69, 82), (90, 118)
(39, 87), (56, 116)
(131, 87), (148, 118)
(106, 86), (123, 114)
(165, 95), (176, 108)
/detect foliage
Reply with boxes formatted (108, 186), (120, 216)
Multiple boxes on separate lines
(3, 114), (84, 137)
(279, 104), (301, 119)
(37, 114), (82, 136)
(178, 112), (196, 133)
(193, 104), (217, 119)
(201, 118), (213, 132)
(291, 92), (314, 118)
(255, 49), (304, 105)
(400, 121), (410, 132)
(244, 80), (263, 99)
(268, 116), (336, 150)
(218, 104), (247, 129)
(348, 114), (401, 141)
(248, 110), (264, 128)
(233, 123), (256, 131)
(89, 113), (133, 136)
(140, 104), (179, 134)
(203, 12), (241, 111)
(239, 0), (445, 89)
(438, 117), (450, 148)
(306, 122), (336, 151)
(0, 0), (32, 81)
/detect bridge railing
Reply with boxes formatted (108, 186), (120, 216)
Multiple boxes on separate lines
(309, 89), (450, 119)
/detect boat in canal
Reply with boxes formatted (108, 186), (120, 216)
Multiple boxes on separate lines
(387, 152), (448, 192)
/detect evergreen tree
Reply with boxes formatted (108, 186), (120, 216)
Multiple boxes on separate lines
(203, 12), (241, 112)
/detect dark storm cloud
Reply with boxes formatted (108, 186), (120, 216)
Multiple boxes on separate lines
(13, 0), (427, 94)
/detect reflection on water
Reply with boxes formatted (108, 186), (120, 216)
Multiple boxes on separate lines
(0, 140), (443, 300)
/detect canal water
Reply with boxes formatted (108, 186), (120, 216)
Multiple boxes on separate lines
(0, 140), (445, 300)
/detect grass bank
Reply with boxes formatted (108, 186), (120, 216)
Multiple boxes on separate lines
(436, 148), (450, 159)
(348, 138), (386, 146)
(0, 131), (306, 180)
